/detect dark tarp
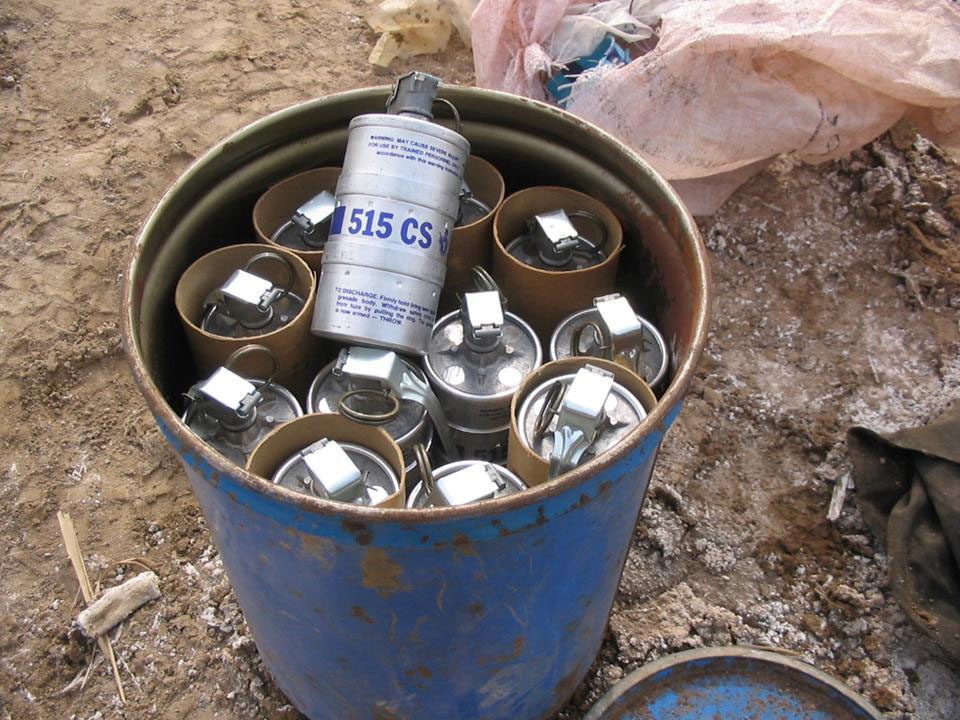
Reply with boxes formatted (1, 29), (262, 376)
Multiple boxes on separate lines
(848, 402), (960, 665)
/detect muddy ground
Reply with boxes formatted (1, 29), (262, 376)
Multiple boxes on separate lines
(1, 1), (959, 719)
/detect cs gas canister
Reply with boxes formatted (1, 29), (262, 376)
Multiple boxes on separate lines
(424, 269), (541, 462)
(201, 251), (304, 338)
(516, 363), (646, 480)
(550, 293), (669, 391)
(182, 346), (303, 466)
(311, 71), (470, 355)
(307, 355), (433, 475)
(406, 445), (526, 508)
(271, 437), (400, 506)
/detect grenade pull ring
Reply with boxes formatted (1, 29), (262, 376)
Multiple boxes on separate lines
(570, 320), (611, 359)
(413, 443), (436, 498)
(338, 388), (402, 425)
(224, 343), (279, 396)
(244, 252), (294, 309)
(533, 379), (567, 440)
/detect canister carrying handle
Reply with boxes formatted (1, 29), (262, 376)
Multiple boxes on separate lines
(338, 388), (401, 425)
(243, 252), (295, 306)
(413, 443), (436, 497)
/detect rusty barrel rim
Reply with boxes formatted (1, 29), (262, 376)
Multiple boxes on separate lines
(121, 85), (712, 524)
(583, 647), (883, 720)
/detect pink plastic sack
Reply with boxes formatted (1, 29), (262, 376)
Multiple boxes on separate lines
(470, 0), (960, 214)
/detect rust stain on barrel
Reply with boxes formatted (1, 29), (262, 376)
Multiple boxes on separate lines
(361, 547), (407, 598)
(299, 534), (336, 570)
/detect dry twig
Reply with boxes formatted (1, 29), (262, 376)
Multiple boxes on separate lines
(56, 511), (126, 703)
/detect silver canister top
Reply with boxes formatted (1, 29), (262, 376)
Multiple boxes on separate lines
(202, 252), (304, 337)
(182, 347), (303, 466)
(550, 293), (668, 389)
(271, 190), (337, 251)
(272, 438), (399, 506)
(309, 358), (428, 445)
(427, 290), (541, 397)
(506, 208), (607, 271)
(518, 364), (646, 479)
(334, 347), (458, 460)
(407, 445), (526, 508)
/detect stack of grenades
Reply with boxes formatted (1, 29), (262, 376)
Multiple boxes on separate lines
(175, 72), (669, 510)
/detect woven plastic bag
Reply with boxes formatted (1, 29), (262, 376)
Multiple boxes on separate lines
(471, 0), (960, 214)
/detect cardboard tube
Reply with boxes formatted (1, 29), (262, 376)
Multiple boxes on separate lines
(491, 187), (623, 339)
(247, 414), (406, 508)
(439, 156), (506, 314)
(174, 244), (322, 396)
(252, 167), (342, 272)
(507, 357), (657, 488)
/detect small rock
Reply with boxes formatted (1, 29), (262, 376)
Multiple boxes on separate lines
(921, 208), (954, 237)
(0, 75), (15, 89)
(843, 617), (869, 637)
(602, 664), (624, 682)
(830, 583), (868, 610)
(919, 177), (949, 203)
(702, 387), (721, 407)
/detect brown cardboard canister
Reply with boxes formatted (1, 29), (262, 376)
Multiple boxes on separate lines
(174, 244), (322, 396)
(439, 156), (506, 314)
(246, 413), (406, 508)
(506, 357), (657, 488)
(491, 186), (623, 339)
(252, 167), (342, 272)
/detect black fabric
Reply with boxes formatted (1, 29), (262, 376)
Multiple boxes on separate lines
(848, 402), (960, 665)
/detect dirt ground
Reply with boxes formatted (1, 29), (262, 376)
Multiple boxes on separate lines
(1, 1), (959, 719)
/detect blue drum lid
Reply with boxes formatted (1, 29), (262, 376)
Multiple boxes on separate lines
(584, 647), (883, 720)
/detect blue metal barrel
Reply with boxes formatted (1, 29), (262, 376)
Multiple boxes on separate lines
(123, 87), (711, 720)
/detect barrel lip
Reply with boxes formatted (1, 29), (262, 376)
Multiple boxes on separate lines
(122, 84), (711, 526)
(582, 646), (883, 720)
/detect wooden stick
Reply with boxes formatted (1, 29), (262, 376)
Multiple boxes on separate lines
(57, 511), (126, 704)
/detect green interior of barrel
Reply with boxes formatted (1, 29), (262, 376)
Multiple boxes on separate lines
(131, 88), (702, 411)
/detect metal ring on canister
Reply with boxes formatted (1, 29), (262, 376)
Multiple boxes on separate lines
(550, 293), (670, 392)
(174, 244), (322, 395)
(406, 444), (526, 508)
(253, 166), (342, 271)
(491, 186), (624, 338)
(246, 413), (407, 508)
